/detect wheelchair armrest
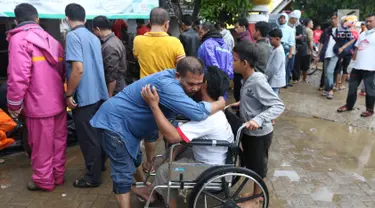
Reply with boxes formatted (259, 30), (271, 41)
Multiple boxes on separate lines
(188, 139), (232, 147)
(175, 115), (190, 122)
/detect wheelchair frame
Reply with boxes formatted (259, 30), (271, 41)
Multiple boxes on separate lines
(135, 121), (269, 208)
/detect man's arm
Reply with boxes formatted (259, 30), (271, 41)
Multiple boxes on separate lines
(6, 39), (32, 113)
(307, 29), (314, 54)
(175, 39), (186, 63)
(103, 47), (121, 97)
(158, 82), (225, 121)
(65, 33), (84, 96)
(251, 80), (285, 127)
(352, 47), (358, 61)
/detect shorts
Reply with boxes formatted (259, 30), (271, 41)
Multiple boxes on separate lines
(101, 129), (142, 194)
(144, 130), (159, 142)
(241, 132), (273, 178)
(299, 55), (311, 72)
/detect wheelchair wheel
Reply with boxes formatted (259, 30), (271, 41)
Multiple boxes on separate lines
(189, 167), (269, 208)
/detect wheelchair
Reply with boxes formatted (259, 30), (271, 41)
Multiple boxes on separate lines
(135, 107), (270, 208)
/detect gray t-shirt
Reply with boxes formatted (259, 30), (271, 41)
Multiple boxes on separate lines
(255, 39), (271, 73)
(240, 72), (285, 136)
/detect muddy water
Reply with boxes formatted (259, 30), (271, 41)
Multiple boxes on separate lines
(269, 112), (375, 207)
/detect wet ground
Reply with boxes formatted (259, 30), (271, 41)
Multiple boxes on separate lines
(1, 70), (375, 208)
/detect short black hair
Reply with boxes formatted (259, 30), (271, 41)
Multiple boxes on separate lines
(331, 12), (338, 18)
(304, 19), (312, 27)
(176, 57), (205, 77)
(205, 66), (230, 100)
(136, 19), (145, 25)
(269, 28), (283, 39)
(255, 21), (269, 37)
(65, 3), (85, 22)
(182, 14), (193, 26)
(93, 16), (112, 30)
(236, 18), (249, 27)
(361, 22), (365, 26)
(201, 21), (215, 31)
(233, 41), (259, 68)
(14, 3), (38, 24)
(367, 13), (375, 18)
(150, 7), (169, 26)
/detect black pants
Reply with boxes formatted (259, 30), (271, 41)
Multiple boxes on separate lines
(334, 56), (351, 81)
(233, 73), (242, 102)
(72, 100), (106, 185)
(241, 132), (273, 178)
(293, 54), (310, 81)
(346, 69), (375, 111)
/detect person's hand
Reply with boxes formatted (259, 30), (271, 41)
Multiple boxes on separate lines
(8, 107), (22, 119)
(229, 101), (240, 108)
(245, 120), (259, 131)
(66, 97), (77, 110)
(314, 55), (320, 65)
(288, 53), (293, 59)
(141, 84), (159, 107)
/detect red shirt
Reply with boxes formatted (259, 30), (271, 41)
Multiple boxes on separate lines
(137, 25), (150, 36)
(313, 29), (323, 43)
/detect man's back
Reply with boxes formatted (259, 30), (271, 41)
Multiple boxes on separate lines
(90, 69), (210, 159)
(255, 39), (270, 73)
(7, 23), (65, 117)
(133, 32), (185, 78)
(177, 111), (234, 165)
(65, 27), (108, 107)
(179, 28), (200, 57)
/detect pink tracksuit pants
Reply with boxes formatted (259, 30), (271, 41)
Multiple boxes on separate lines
(26, 111), (67, 191)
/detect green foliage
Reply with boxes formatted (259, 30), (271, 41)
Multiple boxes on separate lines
(199, 0), (253, 24)
(294, 0), (375, 26)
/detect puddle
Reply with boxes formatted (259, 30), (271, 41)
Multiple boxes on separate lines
(310, 187), (334, 202)
(273, 170), (300, 182)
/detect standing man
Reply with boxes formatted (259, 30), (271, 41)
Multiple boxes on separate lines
(65, 3), (109, 188)
(315, 13), (339, 99)
(93, 16), (128, 97)
(7, 3), (66, 191)
(235, 18), (252, 42)
(179, 14), (200, 57)
(216, 22), (235, 50)
(337, 13), (375, 117)
(90, 57), (225, 208)
(197, 21), (234, 79)
(277, 13), (295, 88)
(133, 7), (186, 173)
(253, 21), (270, 74)
(180, 14), (200, 57)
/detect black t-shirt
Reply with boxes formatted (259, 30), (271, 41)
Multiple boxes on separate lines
(296, 25), (308, 56)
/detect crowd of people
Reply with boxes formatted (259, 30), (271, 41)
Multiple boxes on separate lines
(3, 1), (375, 208)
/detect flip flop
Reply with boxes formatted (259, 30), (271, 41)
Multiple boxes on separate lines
(142, 163), (156, 174)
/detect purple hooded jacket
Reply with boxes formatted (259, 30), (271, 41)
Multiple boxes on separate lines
(197, 31), (234, 80)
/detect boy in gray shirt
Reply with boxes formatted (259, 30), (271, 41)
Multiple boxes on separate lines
(266, 28), (286, 94)
(230, 41), (285, 198)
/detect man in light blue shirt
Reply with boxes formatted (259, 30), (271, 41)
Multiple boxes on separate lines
(64, 3), (108, 189)
(90, 57), (225, 208)
(277, 12), (295, 87)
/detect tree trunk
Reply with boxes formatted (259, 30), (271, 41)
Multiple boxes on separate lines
(192, 0), (201, 21)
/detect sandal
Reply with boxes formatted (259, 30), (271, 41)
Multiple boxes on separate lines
(339, 86), (346, 90)
(142, 163), (156, 174)
(361, 110), (374, 118)
(327, 93), (334, 100)
(73, 179), (100, 188)
(337, 105), (352, 113)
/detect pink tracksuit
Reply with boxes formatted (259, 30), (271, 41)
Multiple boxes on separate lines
(7, 23), (66, 191)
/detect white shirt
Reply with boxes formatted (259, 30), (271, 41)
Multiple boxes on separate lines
(353, 29), (375, 71)
(325, 28), (337, 58)
(177, 111), (234, 165)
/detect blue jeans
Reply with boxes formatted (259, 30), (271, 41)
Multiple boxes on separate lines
(272, 88), (280, 94)
(101, 129), (142, 194)
(324, 56), (339, 91)
(286, 55), (295, 85)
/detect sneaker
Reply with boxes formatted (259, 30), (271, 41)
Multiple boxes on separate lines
(321, 91), (328, 97)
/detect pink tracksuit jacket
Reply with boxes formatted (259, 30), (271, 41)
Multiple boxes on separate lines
(7, 23), (65, 117)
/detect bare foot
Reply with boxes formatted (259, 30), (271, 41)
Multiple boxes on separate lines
(237, 193), (263, 208)
(132, 185), (156, 203)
